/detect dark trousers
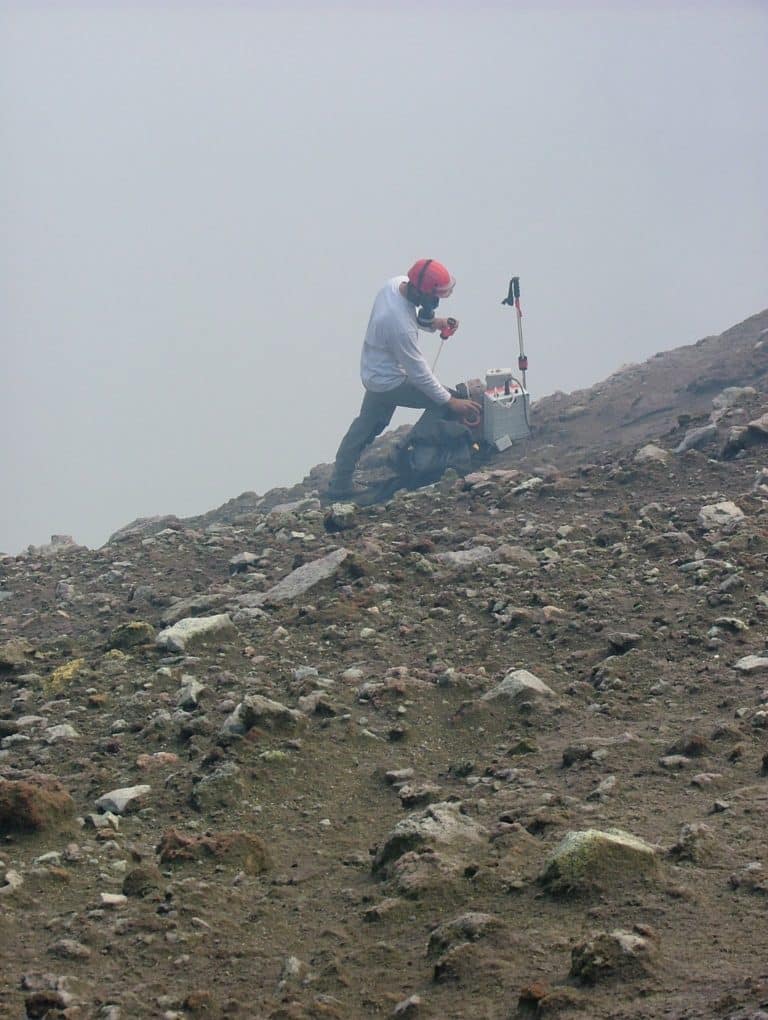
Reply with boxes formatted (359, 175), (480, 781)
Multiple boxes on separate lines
(332, 381), (444, 481)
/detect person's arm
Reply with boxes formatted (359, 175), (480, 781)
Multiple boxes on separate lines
(392, 328), (451, 403)
(418, 317), (459, 335)
(391, 330), (481, 421)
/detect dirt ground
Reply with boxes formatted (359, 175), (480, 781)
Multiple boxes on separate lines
(2, 309), (768, 1019)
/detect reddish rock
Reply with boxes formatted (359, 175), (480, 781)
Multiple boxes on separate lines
(0, 774), (75, 834)
(157, 828), (271, 875)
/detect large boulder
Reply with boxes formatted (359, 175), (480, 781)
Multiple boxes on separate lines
(107, 515), (181, 544)
(495, 545), (539, 568)
(674, 424), (717, 454)
(734, 655), (768, 675)
(107, 621), (156, 650)
(190, 762), (245, 811)
(156, 613), (237, 653)
(427, 913), (500, 958)
(698, 501), (745, 531)
(372, 802), (487, 875)
(722, 410), (768, 458)
(540, 828), (659, 895)
(238, 548), (350, 608)
(482, 668), (556, 703)
(635, 443), (670, 464)
(95, 785), (151, 815)
(0, 638), (34, 671)
(220, 695), (307, 738)
(570, 929), (658, 984)
(160, 593), (229, 627)
(0, 774), (75, 834)
(25, 534), (85, 558)
(157, 828), (271, 875)
(712, 385), (756, 410)
(433, 547), (494, 569)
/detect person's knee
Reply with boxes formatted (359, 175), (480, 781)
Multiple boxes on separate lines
(364, 417), (389, 443)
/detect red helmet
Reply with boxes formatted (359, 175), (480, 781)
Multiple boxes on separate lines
(407, 258), (455, 298)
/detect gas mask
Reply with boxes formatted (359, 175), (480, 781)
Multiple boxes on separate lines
(405, 282), (440, 327)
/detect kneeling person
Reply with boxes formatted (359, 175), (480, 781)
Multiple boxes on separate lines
(328, 258), (480, 498)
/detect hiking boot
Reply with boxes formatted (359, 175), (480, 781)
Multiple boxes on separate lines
(325, 477), (365, 500)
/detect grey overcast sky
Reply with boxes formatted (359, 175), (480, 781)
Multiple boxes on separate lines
(2, 1), (766, 554)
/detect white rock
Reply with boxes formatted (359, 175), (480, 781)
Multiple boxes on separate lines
(325, 503), (357, 531)
(634, 444), (670, 465)
(86, 811), (121, 831)
(712, 386), (757, 410)
(95, 785), (151, 815)
(100, 892), (128, 909)
(156, 613), (236, 653)
(734, 655), (768, 675)
(675, 424), (717, 454)
(25, 534), (86, 558)
(221, 695), (306, 737)
(373, 801), (488, 873)
(433, 546), (494, 568)
(44, 724), (81, 743)
(0, 868), (23, 895)
(748, 411), (768, 435)
(512, 477), (544, 494)
(34, 851), (62, 865)
(229, 551), (259, 572)
(482, 668), (556, 701)
(177, 677), (206, 710)
(268, 498), (321, 515)
(495, 544), (539, 568)
(698, 501), (745, 530)
(239, 548), (350, 608)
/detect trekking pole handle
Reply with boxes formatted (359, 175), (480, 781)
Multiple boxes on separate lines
(439, 317), (458, 340)
(502, 277), (521, 306)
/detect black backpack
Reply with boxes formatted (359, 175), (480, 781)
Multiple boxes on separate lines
(393, 411), (474, 488)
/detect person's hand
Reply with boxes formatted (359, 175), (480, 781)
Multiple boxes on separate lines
(434, 317), (459, 337)
(447, 396), (481, 426)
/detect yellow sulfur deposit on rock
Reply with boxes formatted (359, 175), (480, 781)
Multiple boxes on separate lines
(44, 658), (86, 694)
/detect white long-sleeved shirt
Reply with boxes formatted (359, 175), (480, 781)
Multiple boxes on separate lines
(359, 276), (451, 405)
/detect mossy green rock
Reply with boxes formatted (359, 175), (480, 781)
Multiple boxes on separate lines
(540, 828), (658, 895)
(107, 621), (156, 650)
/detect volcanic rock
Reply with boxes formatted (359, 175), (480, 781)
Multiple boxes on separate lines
(635, 444), (670, 464)
(157, 828), (271, 874)
(94, 784), (151, 815)
(0, 638), (34, 671)
(107, 620), (156, 650)
(220, 694), (306, 737)
(481, 669), (556, 702)
(733, 655), (768, 675)
(238, 547), (350, 607)
(0, 774), (75, 833)
(540, 828), (659, 895)
(372, 802), (488, 875)
(433, 547), (494, 569)
(156, 613), (237, 652)
(570, 928), (658, 984)
(698, 501), (745, 530)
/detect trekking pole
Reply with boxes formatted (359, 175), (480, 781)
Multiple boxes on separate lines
(501, 277), (528, 388)
(431, 317), (458, 371)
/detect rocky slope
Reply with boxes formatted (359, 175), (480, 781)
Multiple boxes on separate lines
(2, 309), (768, 1020)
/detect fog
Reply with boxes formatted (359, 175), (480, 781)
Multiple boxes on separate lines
(2, 1), (766, 554)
